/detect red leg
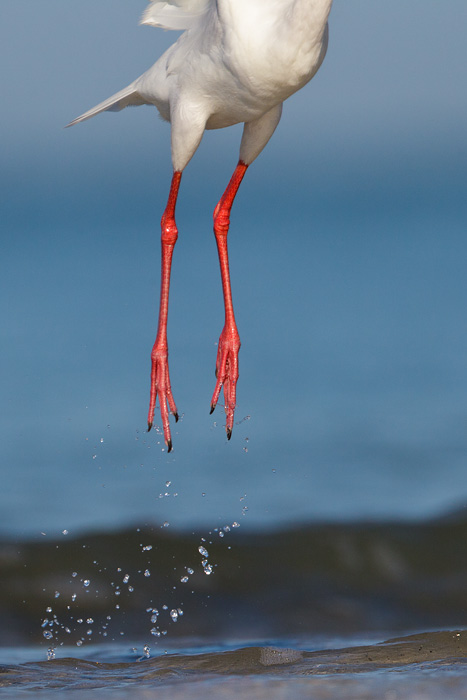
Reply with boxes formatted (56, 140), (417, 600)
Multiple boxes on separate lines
(210, 160), (248, 439)
(147, 171), (182, 452)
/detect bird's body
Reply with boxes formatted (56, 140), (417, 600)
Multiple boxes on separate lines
(69, 0), (333, 449)
(138, 0), (329, 131)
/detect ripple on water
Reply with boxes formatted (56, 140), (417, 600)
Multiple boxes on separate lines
(1, 632), (467, 698)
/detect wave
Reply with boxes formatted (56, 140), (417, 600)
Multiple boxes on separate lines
(1, 631), (467, 696)
(2, 512), (467, 650)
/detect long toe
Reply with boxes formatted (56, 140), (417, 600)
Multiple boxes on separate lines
(211, 326), (240, 444)
(148, 349), (177, 451)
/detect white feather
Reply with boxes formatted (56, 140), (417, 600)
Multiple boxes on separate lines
(140, 0), (212, 30)
(66, 84), (145, 127)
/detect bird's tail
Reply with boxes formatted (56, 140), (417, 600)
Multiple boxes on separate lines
(66, 83), (146, 127)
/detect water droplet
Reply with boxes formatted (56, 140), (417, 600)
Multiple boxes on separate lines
(150, 628), (161, 637)
(123, 574), (130, 584)
(180, 576), (189, 583)
(144, 569), (151, 577)
(187, 568), (194, 575)
(46, 607), (52, 613)
(86, 618), (94, 625)
(71, 594), (77, 602)
(165, 481), (171, 488)
(43, 631), (53, 640)
(232, 522), (240, 528)
(143, 644), (151, 658)
(162, 521), (169, 528)
(72, 572), (77, 578)
(142, 545), (152, 551)
(128, 586), (134, 592)
(54, 591), (60, 599)
(100, 438), (104, 443)
(47, 648), (55, 660)
(62, 530), (69, 536)
(92, 455), (97, 460)
(203, 564), (213, 575)
(83, 580), (90, 587)
(198, 546), (209, 558)
(76, 640), (83, 647)
(170, 609), (179, 622)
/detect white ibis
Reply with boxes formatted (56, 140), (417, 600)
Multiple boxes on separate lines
(68, 0), (333, 451)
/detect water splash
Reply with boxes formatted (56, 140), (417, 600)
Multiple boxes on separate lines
(39, 516), (243, 657)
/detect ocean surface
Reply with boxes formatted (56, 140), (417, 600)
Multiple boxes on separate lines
(3, 632), (467, 699)
(2, 518), (467, 697)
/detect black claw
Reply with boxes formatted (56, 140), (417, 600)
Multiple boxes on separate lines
(226, 427), (232, 441)
(210, 405), (216, 415)
(167, 439), (173, 453)
(173, 412), (179, 423)
(147, 422), (153, 433)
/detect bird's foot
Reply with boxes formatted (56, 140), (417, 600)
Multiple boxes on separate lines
(210, 325), (240, 440)
(147, 344), (178, 452)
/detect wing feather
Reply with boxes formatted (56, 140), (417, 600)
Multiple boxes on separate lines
(140, 0), (212, 30)
(66, 84), (145, 127)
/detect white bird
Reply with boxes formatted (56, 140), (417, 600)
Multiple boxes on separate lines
(68, 0), (333, 452)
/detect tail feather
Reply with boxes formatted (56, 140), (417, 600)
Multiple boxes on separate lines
(66, 84), (146, 127)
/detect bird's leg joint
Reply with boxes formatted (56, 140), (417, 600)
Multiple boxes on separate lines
(161, 212), (178, 245)
(213, 209), (230, 238)
(151, 341), (168, 362)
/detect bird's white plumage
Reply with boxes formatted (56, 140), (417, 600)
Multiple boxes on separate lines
(69, 0), (333, 170)
(140, 0), (213, 30)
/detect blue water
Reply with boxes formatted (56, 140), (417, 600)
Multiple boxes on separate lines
(2, 632), (467, 699)
(2, 145), (467, 537)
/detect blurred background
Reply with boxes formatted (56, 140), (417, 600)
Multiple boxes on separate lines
(1, 0), (467, 540)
